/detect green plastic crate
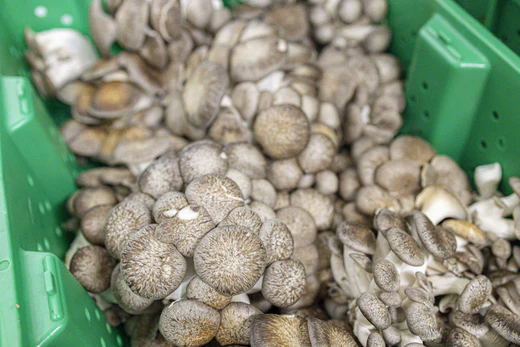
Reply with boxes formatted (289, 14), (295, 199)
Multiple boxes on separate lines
(1, 0), (519, 346)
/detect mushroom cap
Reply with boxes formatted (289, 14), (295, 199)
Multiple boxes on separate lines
(220, 206), (263, 234)
(70, 245), (117, 293)
(458, 275), (492, 314)
(307, 317), (358, 347)
(276, 206), (317, 248)
(405, 302), (442, 341)
(336, 221), (376, 254)
(355, 185), (401, 216)
(226, 169), (252, 200)
(492, 238), (512, 259)
(74, 187), (118, 217)
(339, 168), (360, 202)
(264, 4), (309, 41)
(178, 140), (229, 184)
(446, 327), (482, 347)
(350, 253), (373, 273)
(268, 158), (303, 191)
(374, 159), (421, 196)
(186, 275), (232, 310)
(356, 145), (390, 186)
(89, 81), (149, 119)
(415, 185), (469, 225)
(315, 170), (339, 196)
(382, 325), (402, 346)
(367, 331), (386, 347)
(373, 208), (406, 232)
(121, 224), (187, 300)
(389, 135), (436, 165)
(253, 104), (310, 159)
(80, 204), (113, 245)
(155, 204), (215, 257)
(138, 151), (183, 199)
(231, 82), (260, 123)
(405, 288), (433, 306)
(373, 259), (400, 292)
(250, 201), (277, 222)
(449, 310), (489, 337)
(194, 225), (266, 296)
(259, 219), (294, 265)
(224, 142), (267, 179)
(251, 314), (311, 347)
(152, 191), (188, 224)
(104, 200), (152, 259)
(251, 179), (277, 208)
(185, 174), (245, 224)
(297, 133), (336, 174)
(384, 227), (425, 266)
(159, 300), (221, 347)
(485, 305), (520, 344)
(379, 291), (403, 307)
(111, 264), (153, 314)
(290, 188), (335, 230)
(441, 219), (488, 246)
(357, 292), (391, 330)
(216, 302), (263, 346)
(406, 210), (457, 260)
(208, 106), (252, 145)
(262, 259), (307, 308)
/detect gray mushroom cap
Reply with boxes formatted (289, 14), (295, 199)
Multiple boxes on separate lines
(120, 224), (187, 300)
(224, 142), (267, 179)
(259, 219), (295, 265)
(405, 302), (442, 341)
(485, 305), (520, 344)
(367, 331), (386, 347)
(336, 221), (376, 254)
(251, 314), (311, 347)
(379, 291), (403, 307)
(357, 292), (392, 330)
(384, 227), (425, 266)
(262, 259), (307, 308)
(138, 151), (183, 199)
(290, 188), (335, 231)
(186, 275), (231, 310)
(389, 135), (436, 165)
(111, 263), (153, 314)
(178, 140), (229, 184)
(70, 245), (117, 293)
(373, 259), (400, 292)
(159, 300), (221, 347)
(194, 225), (266, 296)
(447, 327), (483, 347)
(458, 275), (492, 314)
(216, 302), (263, 346)
(373, 208), (406, 232)
(307, 317), (358, 347)
(80, 204), (113, 245)
(276, 206), (317, 248)
(152, 191), (188, 224)
(382, 325), (401, 346)
(220, 206), (263, 234)
(449, 310), (489, 337)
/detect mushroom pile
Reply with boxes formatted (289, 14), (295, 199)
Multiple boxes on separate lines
(23, 0), (520, 346)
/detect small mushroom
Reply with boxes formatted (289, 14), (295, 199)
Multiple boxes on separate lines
(356, 185), (400, 216)
(224, 142), (267, 179)
(74, 187), (118, 218)
(383, 227), (425, 266)
(446, 327), (482, 347)
(290, 188), (335, 231)
(307, 317), (358, 347)
(178, 140), (229, 184)
(159, 300), (221, 347)
(89, 0), (116, 57)
(208, 106), (252, 145)
(373, 259), (400, 292)
(276, 206), (317, 248)
(194, 225), (266, 296)
(251, 314), (311, 347)
(267, 158), (304, 191)
(258, 219), (294, 265)
(88, 82), (153, 119)
(337, 221), (376, 255)
(138, 151), (183, 199)
(80, 204), (113, 245)
(115, 0), (149, 50)
(382, 325), (402, 346)
(292, 244), (319, 276)
(220, 206), (263, 234)
(231, 82), (260, 123)
(379, 291), (403, 307)
(226, 169), (252, 200)
(339, 168), (361, 202)
(251, 179), (277, 208)
(405, 302), (442, 341)
(262, 259), (306, 308)
(316, 170), (339, 195)
(357, 292), (392, 330)
(367, 331), (386, 347)
(186, 275), (232, 310)
(120, 224), (187, 300)
(152, 191), (188, 223)
(298, 133), (336, 174)
(186, 0), (213, 29)
(216, 302), (263, 346)
(250, 201), (277, 222)
(70, 245), (117, 293)
(356, 145), (390, 186)
(375, 159), (421, 196)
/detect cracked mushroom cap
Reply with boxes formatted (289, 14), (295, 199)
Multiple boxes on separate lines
(80, 204), (113, 245)
(194, 225), (266, 296)
(276, 206), (317, 248)
(337, 221), (377, 254)
(259, 219), (294, 265)
(178, 140), (229, 184)
(121, 224), (187, 300)
(383, 227), (425, 266)
(357, 292), (392, 330)
(186, 275), (232, 310)
(485, 305), (520, 344)
(406, 210), (457, 260)
(290, 188), (335, 231)
(138, 151), (183, 199)
(446, 327), (482, 347)
(373, 259), (400, 292)
(155, 204), (215, 257)
(159, 299), (221, 347)
(307, 317), (358, 347)
(183, 61), (229, 128)
(111, 263), (153, 314)
(220, 206), (263, 234)
(262, 259), (307, 308)
(152, 191), (189, 224)
(458, 275), (492, 314)
(254, 104), (310, 159)
(389, 135), (436, 165)
(104, 200), (152, 259)
(185, 174), (245, 224)
(251, 314), (311, 347)
(70, 245), (117, 293)
(216, 302), (263, 346)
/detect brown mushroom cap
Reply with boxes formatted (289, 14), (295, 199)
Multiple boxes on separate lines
(138, 151), (183, 199)
(74, 187), (118, 217)
(259, 219), (295, 265)
(224, 142), (267, 179)
(104, 200), (152, 259)
(186, 275), (232, 310)
(194, 225), (266, 296)
(70, 245), (117, 293)
(89, 81), (151, 119)
(216, 302), (263, 346)
(268, 158), (304, 191)
(121, 224), (187, 300)
(290, 188), (335, 231)
(337, 221), (376, 254)
(458, 275), (492, 314)
(441, 219), (488, 246)
(446, 327), (482, 347)
(185, 174), (245, 224)
(254, 104), (310, 159)
(80, 204), (113, 245)
(159, 300), (221, 347)
(251, 314), (311, 347)
(178, 140), (229, 184)
(357, 292), (392, 330)
(111, 264), (153, 314)
(384, 227), (425, 266)
(307, 317), (358, 347)
(389, 135), (436, 165)
(485, 305), (520, 344)
(262, 259), (307, 308)
(373, 259), (400, 292)
(155, 204), (215, 257)
(276, 206), (317, 248)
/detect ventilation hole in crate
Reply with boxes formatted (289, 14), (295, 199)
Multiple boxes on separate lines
(44, 200), (52, 212)
(61, 14), (73, 25)
(95, 309), (102, 321)
(34, 6), (48, 18)
(0, 260), (11, 271)
(106, 323), (112, 334)
(480, 139), (488, 150)
(422, 82), (429, 91)
(423, 110), (430, 119)
(100, 337), (107, 347)
(85, 308), (92, 322)
(116, 335), (123, 347)
(55, 227), (63, 237)
(409, 95), (416, 103)
(27, 175), (34, 186)
(37, 243), (44, 251)
(496, 137), (507, 150)
(38, 202), (46, 215)
(43, 238), (51, 250)
(492, 111), (500, 121)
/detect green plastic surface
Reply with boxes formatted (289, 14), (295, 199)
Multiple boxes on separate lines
(1, 0), (519, 346)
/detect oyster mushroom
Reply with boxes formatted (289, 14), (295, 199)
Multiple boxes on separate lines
(268, 158), (304, 191)
(224, 142), (267, 179)
(307, 317), (358, 346)
(485, 305), (520, 344)
(89, 0), (116, 57)
(415, 185), (469, 225)
(276, 206), (317, 248)
(138, 151), (183, 199)
(115, 0), (149, 50)
(152, 191), (188, 223)
(80, 204), (113, 245)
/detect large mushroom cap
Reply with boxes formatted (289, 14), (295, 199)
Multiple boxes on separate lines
(262, 259), (307, 308)
(194, 225), (266, 296)
(70, 245), (117, 293)
(485, 305), (520, 344)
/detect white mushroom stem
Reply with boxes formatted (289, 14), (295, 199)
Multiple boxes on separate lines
(398, 328), (423, 347)
(353, 306), (374, 346)
(469, 199), (517, 240)
(231, 293), (251, 304)
(479, 328), (511, 347)
(474, 163), (502, 199)
(416, 186), (468, 225)
(428, 275), (470, 296)
(342, 245), (372, 298)
(496, 193), (520, 217)
(246, 276), (263, 294)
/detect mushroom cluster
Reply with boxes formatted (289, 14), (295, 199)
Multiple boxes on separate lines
(23, 0), (520, 346)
